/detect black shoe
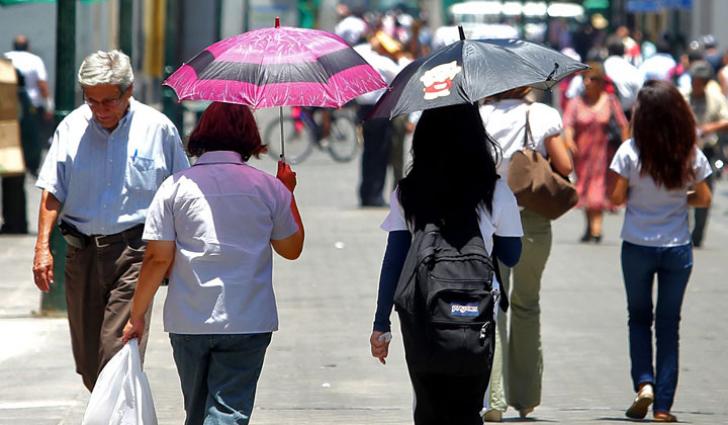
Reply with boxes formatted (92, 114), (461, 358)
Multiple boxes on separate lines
(580, 232), (592, 243)
(592, 234), (602, 243)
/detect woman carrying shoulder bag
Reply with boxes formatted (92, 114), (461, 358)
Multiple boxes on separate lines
(478, 87), (573, 422)
(609, 80), (712, 423)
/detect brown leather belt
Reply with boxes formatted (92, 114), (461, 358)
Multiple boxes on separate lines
(60, 221), (144, 249)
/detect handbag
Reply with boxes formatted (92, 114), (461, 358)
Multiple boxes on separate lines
(606, 98), (623, 149)
(507, 107), (578, 220)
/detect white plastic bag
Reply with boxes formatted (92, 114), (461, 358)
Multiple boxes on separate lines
(82, 339), (158, 425)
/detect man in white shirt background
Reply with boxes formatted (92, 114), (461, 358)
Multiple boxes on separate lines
(4, 34), (52, 176)
(603, 35), (644, 120)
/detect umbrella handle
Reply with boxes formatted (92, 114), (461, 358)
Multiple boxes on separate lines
(279, 106), (285, 161)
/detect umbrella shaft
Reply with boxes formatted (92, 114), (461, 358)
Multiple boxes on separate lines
(279, 106), (285, 160)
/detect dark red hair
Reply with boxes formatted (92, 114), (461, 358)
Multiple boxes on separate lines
(632, 80), (696, 189)
(187, 102), (265, 161)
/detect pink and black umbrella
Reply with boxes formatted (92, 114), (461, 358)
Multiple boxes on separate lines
(164, 19), (387, 158)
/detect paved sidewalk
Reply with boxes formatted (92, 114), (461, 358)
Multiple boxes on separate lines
(1, 136), (727, 424)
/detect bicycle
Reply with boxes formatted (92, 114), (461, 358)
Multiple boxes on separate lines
(264, 106), (361, 164)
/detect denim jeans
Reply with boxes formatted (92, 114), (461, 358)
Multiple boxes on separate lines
(170, 332), (272, 425)
(621, 241), (692, 413)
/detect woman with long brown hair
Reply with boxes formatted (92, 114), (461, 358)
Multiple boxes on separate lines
(609, 80), (712, 423)
(564, 62), (629, 242)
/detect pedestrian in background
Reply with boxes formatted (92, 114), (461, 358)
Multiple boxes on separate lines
(563, 62), (629, 243)
(0, 67), (32, 235)
(32, 50), (189, 391)
(123, 102), (304, 425)
(4, 34), (52, 175)
(355, 31), (402, 207)
(479, 87), (573, 422)
(609, 80), (712, 423)
(682, 60), (728, 247)
(370, 103), (522, 425)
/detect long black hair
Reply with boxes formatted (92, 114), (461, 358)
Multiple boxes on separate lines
(398, 103), (500, 230)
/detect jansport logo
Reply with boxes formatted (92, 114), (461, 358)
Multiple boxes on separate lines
(451, 303), (479, 317)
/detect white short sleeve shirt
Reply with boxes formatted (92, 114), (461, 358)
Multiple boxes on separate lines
(143, 151), (299, 334)
(610, 139), (712, 247)
(480, 100), (563, 177)
(381, 179), (524, 255)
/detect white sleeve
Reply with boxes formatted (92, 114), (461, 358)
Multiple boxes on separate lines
(143, 177), (176, 241)
(609, 140), (634, 178)
(271, 180), (299, 240)
(380, 190), (408, 232)
(492, 180), (523, 237)
(35, 56), (48, 81)
(528, 103), (563, 157)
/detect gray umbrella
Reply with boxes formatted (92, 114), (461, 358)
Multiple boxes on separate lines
(370, 32), (588, 120)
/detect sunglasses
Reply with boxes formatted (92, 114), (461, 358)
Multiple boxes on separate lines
(83, 91), (125, 109)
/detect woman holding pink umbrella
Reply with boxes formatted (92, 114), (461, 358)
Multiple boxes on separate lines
(123, 102), (304, 424)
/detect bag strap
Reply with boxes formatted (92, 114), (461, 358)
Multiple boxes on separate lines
(522, 105), (535, 149)
(493, 258), (509, 312)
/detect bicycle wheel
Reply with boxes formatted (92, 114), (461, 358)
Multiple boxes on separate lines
(264, 117), (315, 164)
(326, 114), (360, 163)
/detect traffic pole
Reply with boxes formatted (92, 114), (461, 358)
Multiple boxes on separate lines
(40, 0), (76, 315)
(119, 0), (133, 60)
(162, 0), (183, 132)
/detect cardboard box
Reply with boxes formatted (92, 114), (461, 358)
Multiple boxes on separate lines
(0, 59), (19, 121)
(0, 59), (25, 176)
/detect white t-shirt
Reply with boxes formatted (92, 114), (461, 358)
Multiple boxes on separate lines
(380, 179), (523, 255)
(480, 99), (562, 178)
(4, 50), (47, 108)
(609, 139), (712, 247)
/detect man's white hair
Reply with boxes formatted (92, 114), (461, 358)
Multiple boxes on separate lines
(78, 50), (134, 92)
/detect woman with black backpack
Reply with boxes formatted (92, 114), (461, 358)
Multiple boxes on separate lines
(369, 103), (523, 425)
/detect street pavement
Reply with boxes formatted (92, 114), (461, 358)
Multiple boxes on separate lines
(1, 123), (727, 424)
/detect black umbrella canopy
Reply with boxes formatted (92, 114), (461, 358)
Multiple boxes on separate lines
(370, 37), (588, 120)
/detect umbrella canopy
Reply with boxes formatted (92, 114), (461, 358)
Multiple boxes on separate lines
(370, 36), (588, 119)
(163, 25), (387, 109)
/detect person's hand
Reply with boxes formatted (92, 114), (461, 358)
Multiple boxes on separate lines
(122, 317), (145, 343)
(565, 138), (577, 155)
(370, 331), (391, 365)
(32, 246), (54, 292)
(276, 160), (297, 192)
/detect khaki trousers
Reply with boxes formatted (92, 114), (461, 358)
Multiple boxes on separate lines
(487, 209), (552, 412)
(64, 228), (152, 391)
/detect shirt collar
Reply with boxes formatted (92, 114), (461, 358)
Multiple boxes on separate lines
(195, 150), (245, 165)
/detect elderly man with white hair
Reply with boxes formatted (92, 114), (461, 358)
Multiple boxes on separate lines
(32, 50), (190, 391)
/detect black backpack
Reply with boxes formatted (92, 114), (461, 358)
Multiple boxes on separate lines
(393, 216), (501, 376)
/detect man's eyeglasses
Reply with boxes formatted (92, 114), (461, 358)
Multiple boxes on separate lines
(84, 92), (124, 109)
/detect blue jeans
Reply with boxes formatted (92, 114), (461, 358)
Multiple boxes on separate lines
(621, 241), (692, 413)
(170, 332), (272, 425)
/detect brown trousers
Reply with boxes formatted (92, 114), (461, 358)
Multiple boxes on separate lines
(64, 227), (152, 391)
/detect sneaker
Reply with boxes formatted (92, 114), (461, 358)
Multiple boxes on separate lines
(625, 384), (654, 419)
(653, 411), (677, 422)
(482, 409), (503, 422)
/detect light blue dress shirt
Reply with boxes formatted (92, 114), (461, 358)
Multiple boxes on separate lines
(36, 98), (190, 236)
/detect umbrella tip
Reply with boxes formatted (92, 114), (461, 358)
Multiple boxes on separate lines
(458, 25), (465, 41)
(275, 16), (280, 28)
